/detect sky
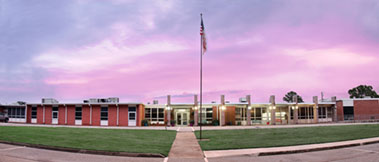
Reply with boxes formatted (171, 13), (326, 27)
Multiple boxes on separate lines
(1, 0), (379, 104)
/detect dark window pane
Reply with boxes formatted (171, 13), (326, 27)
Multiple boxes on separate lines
(129, 113), (135, 120)
(145, 108), (151, 118)
(101, 107), (108, 120)
(158, 108), (164, 118)
(152, 108), (157, 118)
(129, 107), (136, 112)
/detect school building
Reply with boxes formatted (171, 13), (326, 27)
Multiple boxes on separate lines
(1, 95), (379, 126)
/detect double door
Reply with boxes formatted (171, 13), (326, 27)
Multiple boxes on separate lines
(176, 112), (189, 126)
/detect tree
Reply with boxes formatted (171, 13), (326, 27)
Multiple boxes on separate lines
(348, 85), (379, 98)
(283, 91), (304, 103)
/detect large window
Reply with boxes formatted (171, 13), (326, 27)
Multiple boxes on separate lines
(199, 108), (213, 124)
(101, 106), (108, 120)
(251, 107), (263, 124)
(8, 107), (25, 118)
(31, 106), (37, 119)
(75, 106), (82, 120)
(318, 107), (327, 119)
(298, 107), (314, 119)
(235, 107), (247, 122)
(145, 108), (164, 124)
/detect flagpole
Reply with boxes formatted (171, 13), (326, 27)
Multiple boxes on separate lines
(199, 13), (203, 140)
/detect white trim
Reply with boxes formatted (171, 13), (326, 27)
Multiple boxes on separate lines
(116, 104), (119, 126)
(24, 106), (27, 122)
(9, 118), (26, 122)
(89, 104), (92, 125)
(42, 105), (45, 124)
(65, 104), (67, 124)
(100, 120), (108, 126)
(75, 120), (82, 125)
(31, 118), (37, 123)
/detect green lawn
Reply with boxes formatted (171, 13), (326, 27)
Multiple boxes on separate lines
(0, 126), (176, 156)
(195, 124), (379, 151)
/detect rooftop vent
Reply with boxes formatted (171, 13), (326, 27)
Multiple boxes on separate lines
(239, 97), (247, 103)
(42, 98), (59, 104)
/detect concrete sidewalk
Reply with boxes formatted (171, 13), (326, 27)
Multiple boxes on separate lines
(204, 137), (379, 158)
(2, 122), (379, 131)
(193, 122), (379, 130)
(168, 127), (204, 162)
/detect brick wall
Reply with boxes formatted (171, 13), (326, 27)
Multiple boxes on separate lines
(119, 105), (128, 126)
(82, 105), (90, 125)
(45, 105), (52, 124)
(336, 101), (344, 121)
(26, 106), (31, 123)
(108, 105), (117, 126)
(58, 105), (65, 124)
(225, 106), (236, 125)
(354, 100), (379, 120)
(66, 105), (75, 125)
(37, 105), (44, 124)
(92, 105), (100, 126)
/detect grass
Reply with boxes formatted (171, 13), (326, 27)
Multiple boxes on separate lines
(0, 126), (176, 156)
(195, 124), (379, 151)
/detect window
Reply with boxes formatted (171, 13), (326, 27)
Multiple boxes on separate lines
(31, 106), (37, 119)
(199, 108), (212, 124)
(75, 106), (82, 120)
(101, 106), (108, 120)
(251, 107), (263, 124)
(52, 106), (58, 119)
(235, 107), (247, 122)
(145, 108), (165, 123)
(8, 107), (26, 118)
(298, 107), (314, 119)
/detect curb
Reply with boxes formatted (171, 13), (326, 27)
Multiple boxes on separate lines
(0, 140), (165, 158)
(203, 137), (379, 158)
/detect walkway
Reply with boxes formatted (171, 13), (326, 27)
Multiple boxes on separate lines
(167, 127), (205, 162)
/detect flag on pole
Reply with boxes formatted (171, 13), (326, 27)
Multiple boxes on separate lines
(200, 16), (207, 54)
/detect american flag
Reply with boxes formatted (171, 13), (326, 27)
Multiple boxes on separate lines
(200, 16), (207, 54)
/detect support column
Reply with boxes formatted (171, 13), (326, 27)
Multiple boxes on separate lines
(42, 104), (45, 124)
(270, 95), (276, 125)
(89, 104), (92, 125)
(166, 95), (171, 126)
(293, 95), (299, 124)
(220, 95), (226, 126)
(116, 104), (119, 126)
(65, 104), (68, 124)
(331, 96), (337, 122)
(246, 95), (251, 126)
(287, 105), (291, 124)
(313, 96), (319, 124)
(194, 95), (198, 126)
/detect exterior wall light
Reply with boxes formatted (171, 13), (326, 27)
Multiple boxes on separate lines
(221, 106), (226, 110)
(247, 106), (252, 110)
(295, 106), (299, 109)
(291, 106), (295, 110)
(165, 106), (172, 111)
(269, 106), (276, 110)
(192, 106), (198, 110)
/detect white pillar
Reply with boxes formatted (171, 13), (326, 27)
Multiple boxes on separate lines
(313, 96), (319, 123)
(43, 105), (45, 124)
(221, 95), (225, 126)
(270, 95), (276, 125)
(246, 95), (251, 126)
(89, 104), (92, 125)
(167, 95), (171, 126)
(293, 95), (299, 124)
(65, 104), (67, 124)
(116, 104), (119, 126)
(194, 95), (198, 126)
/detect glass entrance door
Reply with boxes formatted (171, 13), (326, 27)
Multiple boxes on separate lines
(176, 112), (189, 126)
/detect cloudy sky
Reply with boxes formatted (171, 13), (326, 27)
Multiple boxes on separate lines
(1, 0), (379, 104)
